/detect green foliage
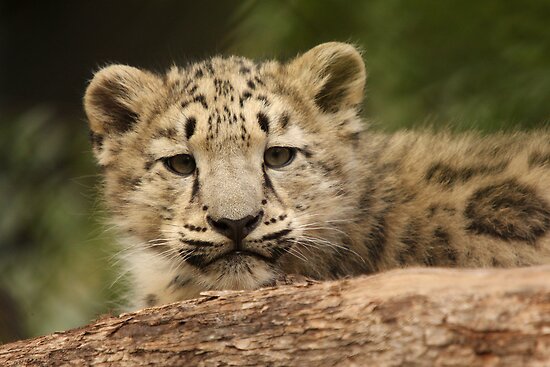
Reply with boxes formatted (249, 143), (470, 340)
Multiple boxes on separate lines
(0, 108), (121, 340)
(231, 0), (550, 131)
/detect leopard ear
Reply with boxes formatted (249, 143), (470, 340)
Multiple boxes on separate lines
(288, 42), (366, 113)
(84, 65), (162, 135)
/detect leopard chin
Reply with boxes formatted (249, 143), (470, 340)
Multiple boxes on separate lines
(197, 255), (279, 291)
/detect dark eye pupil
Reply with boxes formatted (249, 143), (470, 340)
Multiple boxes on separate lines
(165, 154), (195, 175)
(270, 148), (287, 163)
(265, 147), (294, 168)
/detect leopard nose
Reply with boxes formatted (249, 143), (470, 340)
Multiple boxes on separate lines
(207, 211), (263, 246)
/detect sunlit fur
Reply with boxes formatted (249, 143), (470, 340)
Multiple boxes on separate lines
(85, 43), (550, 309)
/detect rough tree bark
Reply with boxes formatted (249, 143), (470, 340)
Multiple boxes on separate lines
(1, 266), (549, 366)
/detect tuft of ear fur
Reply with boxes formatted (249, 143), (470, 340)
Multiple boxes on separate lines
(288, 42), (366, 113)
(84, 65), (163, 135)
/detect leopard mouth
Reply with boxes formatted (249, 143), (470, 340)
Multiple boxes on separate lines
(183, 228), (294, 269)
(186, 249), (275, 268)
(220, 250), (275, 264)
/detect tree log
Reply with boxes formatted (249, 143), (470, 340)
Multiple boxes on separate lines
(1, 266), (549, 366)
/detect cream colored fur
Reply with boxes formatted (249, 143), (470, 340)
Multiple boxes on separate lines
(84, 43), (550, 309)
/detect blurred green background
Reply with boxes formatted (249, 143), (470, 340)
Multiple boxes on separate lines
(1, 0), (549, 343)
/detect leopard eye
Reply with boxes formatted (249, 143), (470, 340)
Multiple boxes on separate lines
(163, 154), (196, 176)
(264, 147), (296, 169)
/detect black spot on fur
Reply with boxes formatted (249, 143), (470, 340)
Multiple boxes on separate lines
(295, 204), (307, 212)
(239, 91), (252, 108)
(247, 80), (256, 89)
(194, 95), (208, 109)
(280, 113), (290, 129)
(239, 66), (251, 74)
(204, 61), (215, 74)
(443, 206), (457, 215)
(528, 151), (550, 168)
(491, 257), (502, 267)
(162, 127), (178, 138)
(119, 175), (141, 189)
(257, 95), (269, 104)
(349, 132), (360, 146)
(194, 69), (204, 78)
(153, 127), (178, 140)
(262, 168), (282, 203)
(426, 162), (507, 187)
(398, 222), (421, 265)
(364, 215), (387, 269)
(430, 227), (457, 265)
(190, 169), (200, 200)
(427, 205), (437, 218)
(424, 254), (436, 266)
(181, 95), (208, 110)
(185, 117), (196, 139)
(214, 79), (234, 96)
(144, 294), (158, 307)
(89, 131), (104, 150)
(180, 239), (215, 247)
(427, 203), (456, 218)
(181, 79), (193, 91)
(465, 179), (550, 243)
(144, 161), (155, 171)
(257, 112), (269, 134)
(358, 184), (375, 213)
(433, 228), (450, 242)
(261, 229), (291, 241)
(298, 147), (313, 158)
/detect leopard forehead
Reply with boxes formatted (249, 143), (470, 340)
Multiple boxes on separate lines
(86, 43), (367, 170)
(146, 56), (310, 160)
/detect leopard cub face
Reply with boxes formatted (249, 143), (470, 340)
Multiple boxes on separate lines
(84, 43), (367, 298)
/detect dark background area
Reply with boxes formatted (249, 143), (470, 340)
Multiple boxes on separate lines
(0, 1), (242, 113)
(1, 0), (549, 343)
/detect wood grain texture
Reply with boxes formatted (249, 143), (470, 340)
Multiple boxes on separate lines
(1, 266), (549, 366)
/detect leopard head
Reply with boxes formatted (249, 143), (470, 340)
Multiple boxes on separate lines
(84, 42), (367, 293)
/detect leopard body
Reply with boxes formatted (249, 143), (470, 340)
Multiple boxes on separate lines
(84, 43), (550, 308)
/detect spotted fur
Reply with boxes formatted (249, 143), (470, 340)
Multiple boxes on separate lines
(84, 43), (550, 309)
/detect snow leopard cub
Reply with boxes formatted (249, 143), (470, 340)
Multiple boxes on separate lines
(84, 42), (550, 309)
